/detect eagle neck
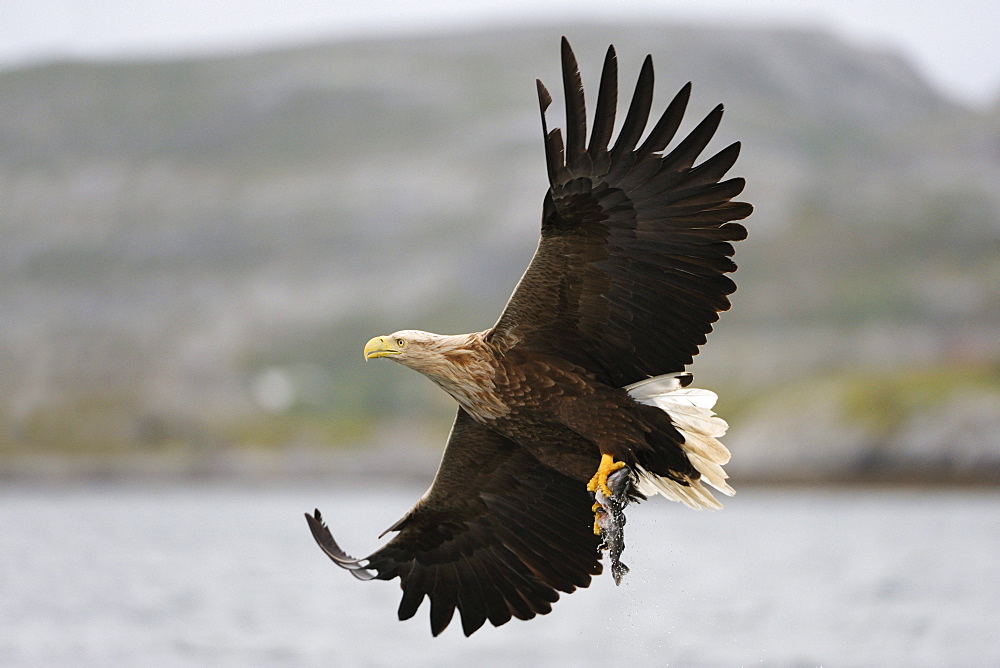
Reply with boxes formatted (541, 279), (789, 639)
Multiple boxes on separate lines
(418, 331), (507, 420)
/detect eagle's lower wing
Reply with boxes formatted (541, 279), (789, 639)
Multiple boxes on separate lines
(305, 408), (601, 637)
(488, 38), (752, 387)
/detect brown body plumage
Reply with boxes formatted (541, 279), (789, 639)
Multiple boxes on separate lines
(370, 329), (673, 481)
(307, 37), (752, 637)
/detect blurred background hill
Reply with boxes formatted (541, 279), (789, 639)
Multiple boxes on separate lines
(2, 23), (999, 482)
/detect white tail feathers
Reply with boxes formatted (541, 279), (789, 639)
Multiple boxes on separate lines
(625, 372), (735, 510)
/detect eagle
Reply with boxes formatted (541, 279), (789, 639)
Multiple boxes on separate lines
(306, 37), (752, 636)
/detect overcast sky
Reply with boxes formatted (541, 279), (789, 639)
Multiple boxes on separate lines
(2, 0), (998, 107)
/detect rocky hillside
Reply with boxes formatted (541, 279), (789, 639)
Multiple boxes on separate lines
(2, 23), (998, 479)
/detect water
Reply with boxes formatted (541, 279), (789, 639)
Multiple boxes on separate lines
(2, 482), (998, 666)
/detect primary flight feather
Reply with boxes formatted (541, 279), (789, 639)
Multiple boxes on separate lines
(306, 37), (752, 637)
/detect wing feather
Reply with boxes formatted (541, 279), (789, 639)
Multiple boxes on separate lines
(488, 39), (751, 386)
(654, 104), (725, 174)
(588, 46), (618, 162)
(561, 37), (590, 174)
(635, 81), (691, 159)
(306, 409), (601, 636)
(610, 54), (654, 158)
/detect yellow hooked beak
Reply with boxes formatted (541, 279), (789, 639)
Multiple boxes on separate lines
(364, 336), (402, 360)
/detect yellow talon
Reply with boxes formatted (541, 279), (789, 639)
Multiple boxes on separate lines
(586, 454), (626, 499)
(591, 501), (603, 535)
(588, 454), (625, 536)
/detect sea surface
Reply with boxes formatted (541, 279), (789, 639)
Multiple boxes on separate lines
(2, 481), (998, 666)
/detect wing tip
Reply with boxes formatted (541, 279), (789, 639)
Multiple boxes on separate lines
(560, 34), (574, 59)
(305, 507), (377, 580)
(536, 78), (552, 111)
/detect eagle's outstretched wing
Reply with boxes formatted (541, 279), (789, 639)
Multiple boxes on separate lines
(488, 38), (752, 387)
(306, 408), (601, 636)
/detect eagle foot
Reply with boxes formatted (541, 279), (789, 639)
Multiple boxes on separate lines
(591, 501), (603, 535)
(586, 454), (626, 500)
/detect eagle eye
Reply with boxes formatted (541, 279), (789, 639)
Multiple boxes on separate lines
(396, 338), (406, 347)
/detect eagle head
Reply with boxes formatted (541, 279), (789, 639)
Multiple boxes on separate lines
(363, 330), (432, 363)
(363, 330), (477, 372)
(363, 330), (496, 411)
